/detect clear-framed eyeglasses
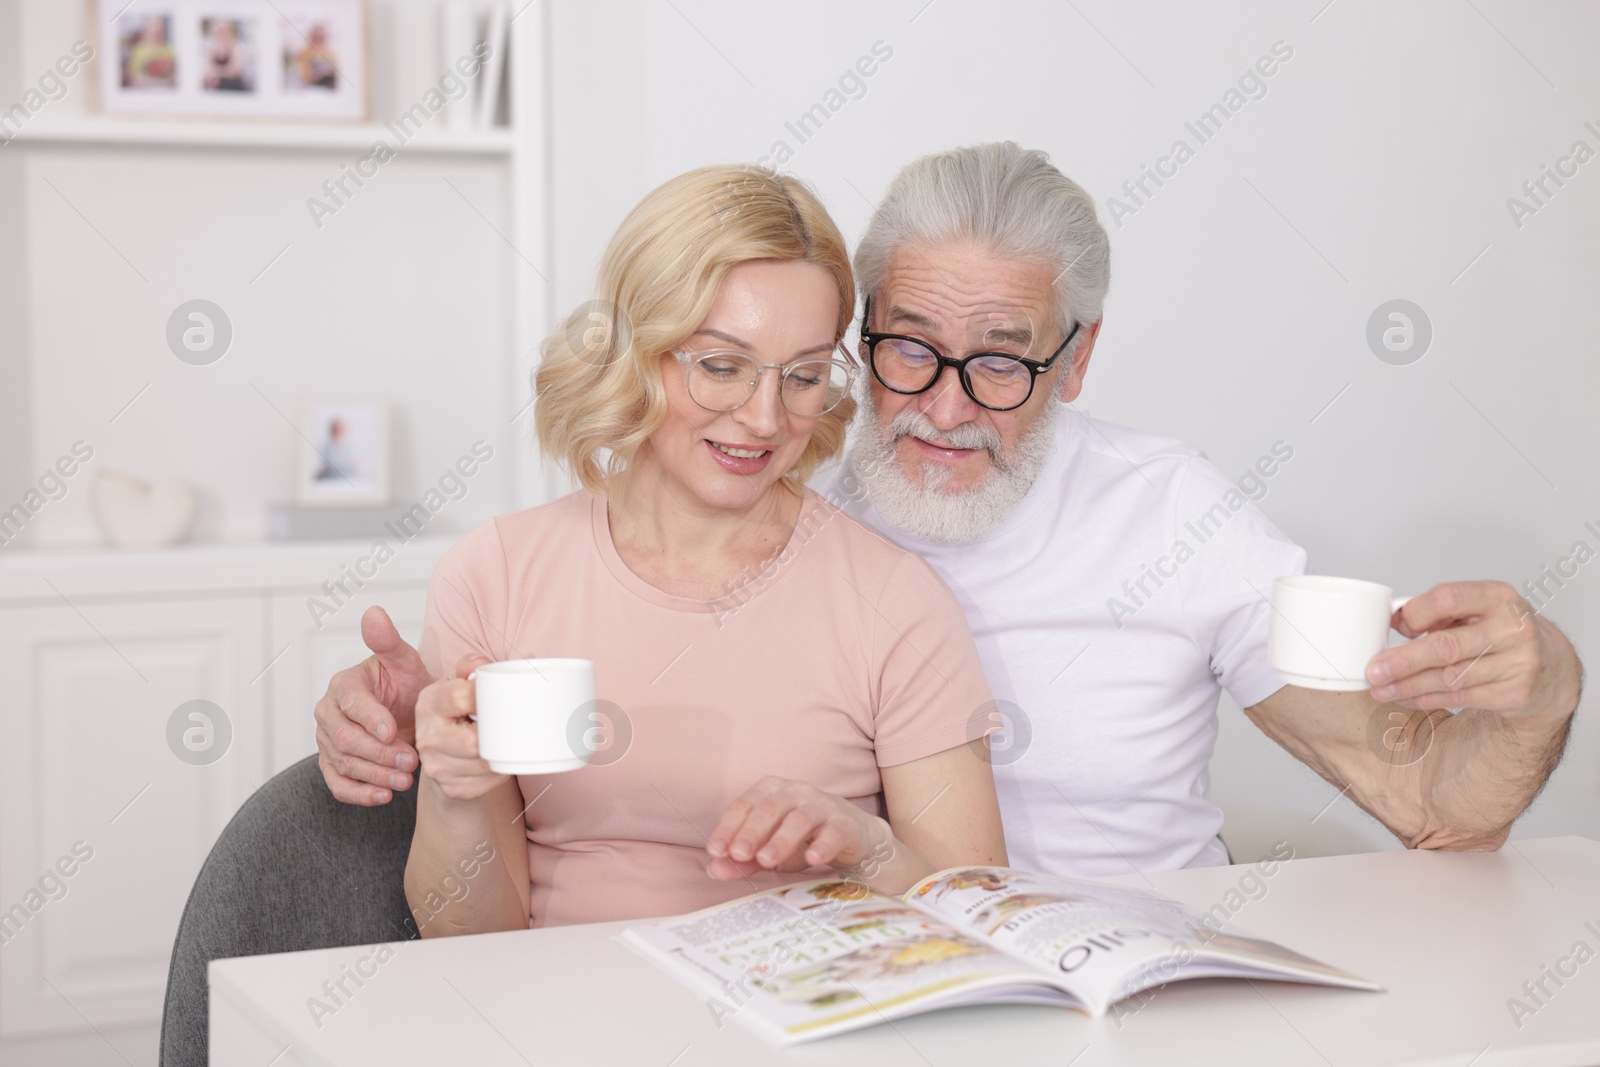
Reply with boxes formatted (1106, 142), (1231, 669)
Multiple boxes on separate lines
(673, 347), (857, 418)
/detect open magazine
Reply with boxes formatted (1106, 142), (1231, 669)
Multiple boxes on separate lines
(619, 866), (1381, 1047)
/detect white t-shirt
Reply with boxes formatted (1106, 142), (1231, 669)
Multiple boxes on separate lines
(814, 407), (1307, 876)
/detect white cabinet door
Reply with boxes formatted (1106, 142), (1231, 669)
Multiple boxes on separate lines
(0, 595), (265, 1037)
(265, 584), (430, 775)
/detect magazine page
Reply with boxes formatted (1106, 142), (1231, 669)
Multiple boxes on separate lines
(619, 878), (1075, 1046)
(906, 868), (1196, 995)
(905, 867), (1379, 1013)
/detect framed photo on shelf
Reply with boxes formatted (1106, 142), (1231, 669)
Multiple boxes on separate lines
(298, 401), (389, 507)
(91, 0), (369, 120)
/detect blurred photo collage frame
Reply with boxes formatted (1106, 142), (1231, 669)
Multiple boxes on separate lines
(93, 0), (369, 120)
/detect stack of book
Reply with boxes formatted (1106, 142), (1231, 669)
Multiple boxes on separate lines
(440, 1), (510, 130)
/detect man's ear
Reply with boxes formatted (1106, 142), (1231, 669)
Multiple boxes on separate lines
(1055, 320), (1103, 403)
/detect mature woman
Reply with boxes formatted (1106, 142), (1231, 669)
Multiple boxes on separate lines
(404, 165), (1005, 933)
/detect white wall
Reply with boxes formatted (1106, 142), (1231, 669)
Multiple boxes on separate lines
(0, 12), (28, 521)
(546, 0), (651, 313)
(548, 0), (1600, 857)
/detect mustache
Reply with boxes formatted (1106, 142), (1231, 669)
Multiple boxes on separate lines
(886, 408), (1003, 457)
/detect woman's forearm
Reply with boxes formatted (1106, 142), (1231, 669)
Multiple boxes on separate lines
(404, 774), (530, 936)
(878, 741), (1009, 891)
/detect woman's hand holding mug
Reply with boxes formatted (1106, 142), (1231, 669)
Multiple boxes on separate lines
(414, 653), (503, 802)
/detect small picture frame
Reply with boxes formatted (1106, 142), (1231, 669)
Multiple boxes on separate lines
(91, 0), (369, 121)
(299, 401), (389, 506)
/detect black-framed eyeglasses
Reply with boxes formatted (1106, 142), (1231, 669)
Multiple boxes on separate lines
(673, 346), (857, 417)
(858, 297), (1080, 412)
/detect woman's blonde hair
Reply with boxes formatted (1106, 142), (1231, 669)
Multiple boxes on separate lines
(535, 165), (856, 494)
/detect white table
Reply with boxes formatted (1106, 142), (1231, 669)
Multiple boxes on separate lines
(211, 836), (1600, 1066)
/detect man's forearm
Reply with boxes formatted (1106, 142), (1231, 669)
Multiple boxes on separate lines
(1246, 686), (1576, 851)
(1404, 703), (1573, 849)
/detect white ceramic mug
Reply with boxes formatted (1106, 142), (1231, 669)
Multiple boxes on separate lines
(1269, 576), (1412, 692)
(471, 658), (595, 774)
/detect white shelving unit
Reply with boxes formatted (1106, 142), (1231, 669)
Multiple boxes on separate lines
(0, 1), (557, 533)
(8, 117), (516, 154)
(0, 3), (554, 1061)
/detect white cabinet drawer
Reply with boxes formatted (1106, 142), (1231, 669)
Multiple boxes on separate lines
(0, 596), (265, 1037)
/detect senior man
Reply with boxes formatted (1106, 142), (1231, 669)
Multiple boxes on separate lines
(314, 142), (1581, 876)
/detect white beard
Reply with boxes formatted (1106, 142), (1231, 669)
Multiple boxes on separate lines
(847, 387), (1058, 545)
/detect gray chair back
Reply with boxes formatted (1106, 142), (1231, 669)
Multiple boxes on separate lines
(159, 755), (418, 1066)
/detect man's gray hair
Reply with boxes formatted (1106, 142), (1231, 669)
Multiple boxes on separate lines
(854, 141), (1111, 340)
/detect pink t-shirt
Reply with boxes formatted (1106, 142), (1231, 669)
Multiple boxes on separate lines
(418, 489), (994, 927)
